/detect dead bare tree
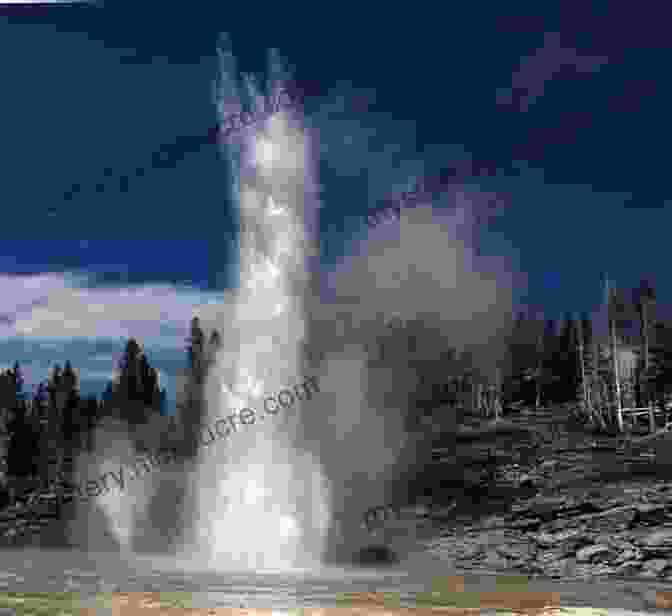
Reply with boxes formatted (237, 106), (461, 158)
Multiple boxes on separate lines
(636, 278), (656, 406)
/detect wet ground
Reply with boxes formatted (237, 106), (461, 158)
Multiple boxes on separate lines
(0, 546), (671, 613)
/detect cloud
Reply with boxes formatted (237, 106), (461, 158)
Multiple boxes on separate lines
(0, 271), (226, 409)
(0, 271), (224, 348)
(497, 31), (609, 111)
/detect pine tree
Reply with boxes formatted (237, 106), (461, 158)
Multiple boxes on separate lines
(31, 380), (50, 484)
(608, 283), (634, 332)
(504, 311), (538, 406)
(33, 381), (49, 420)
(137, 353), (162, 411)
(118, 338), (142, 401)
(11, 361), (24, 398)
(149, 368), (161, 408)
(6, 399), (38, 478)
(0, 369), (17, 418)
(138, 354), (153, 405)
(558, 313), (581, 404)
(62, 361), (78, 393)
(47, 364), (65, 413)
(44, 363), (70, 475)
(84, 395), (99, 427)
(206, 330), (222, 367)
(186, 317), (205, 382)
(47, 364), (66, 430)
(209, 329), (222, 350)
(50, 364), (62, 386)
(114, 338), (150, 425)
(540, 319), (559, 404)
(81, 394), (99, 451)
(61, 361), (80, 446)
(503, 311), (526, 404)
(178, 317), (207, 457)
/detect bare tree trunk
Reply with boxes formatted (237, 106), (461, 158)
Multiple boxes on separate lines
(639, 300), (650, 406)
(583, 341), (606, 431)
(611, 317), (624, 432)
(535, 326), (543, 410)
(578, 337), (589, 412)
(494, 367), (503, 421)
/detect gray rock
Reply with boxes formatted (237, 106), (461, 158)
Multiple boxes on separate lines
(575, 544), (614, 563)
(542, 557), (576, 578)
(483, 552), (508, 569)
(612, 547), (642, 564)
(534, 528), (582, 547)
(642, 558), (670, 575)
(573, 563), (608, 579)
(533, 532), (556, 547)
(639, 569), (662, 579)
(536, 549), (566, 566)
(496, 544), (532, 560)
(510, 517), (543, 529)
(636, 503), (665, 513)
(642, 529), (672, 547)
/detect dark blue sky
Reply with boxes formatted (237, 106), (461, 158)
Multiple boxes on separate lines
(0, 1), (669, 409)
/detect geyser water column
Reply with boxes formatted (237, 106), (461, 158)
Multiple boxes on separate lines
(179, 49), (331, 570)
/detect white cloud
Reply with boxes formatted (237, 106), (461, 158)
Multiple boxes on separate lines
(0, 272), (224, 349)
(0, 272), (229, 409)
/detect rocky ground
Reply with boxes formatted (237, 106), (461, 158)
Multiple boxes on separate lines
(416, 406), (672, 581)
(0, 489), (67, 546)
(4, 405), (672, 586)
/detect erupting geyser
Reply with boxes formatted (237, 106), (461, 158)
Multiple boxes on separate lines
(177, 47), (332, 570)
(70, 38), (515, 573)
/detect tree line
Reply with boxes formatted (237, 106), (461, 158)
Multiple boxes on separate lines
(4, 278), (670, 494)
(0, 338), (168, 484)
(364, 277), (672, 429)
(0, 313), (232, 497)
(503, 277), (672, 420)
